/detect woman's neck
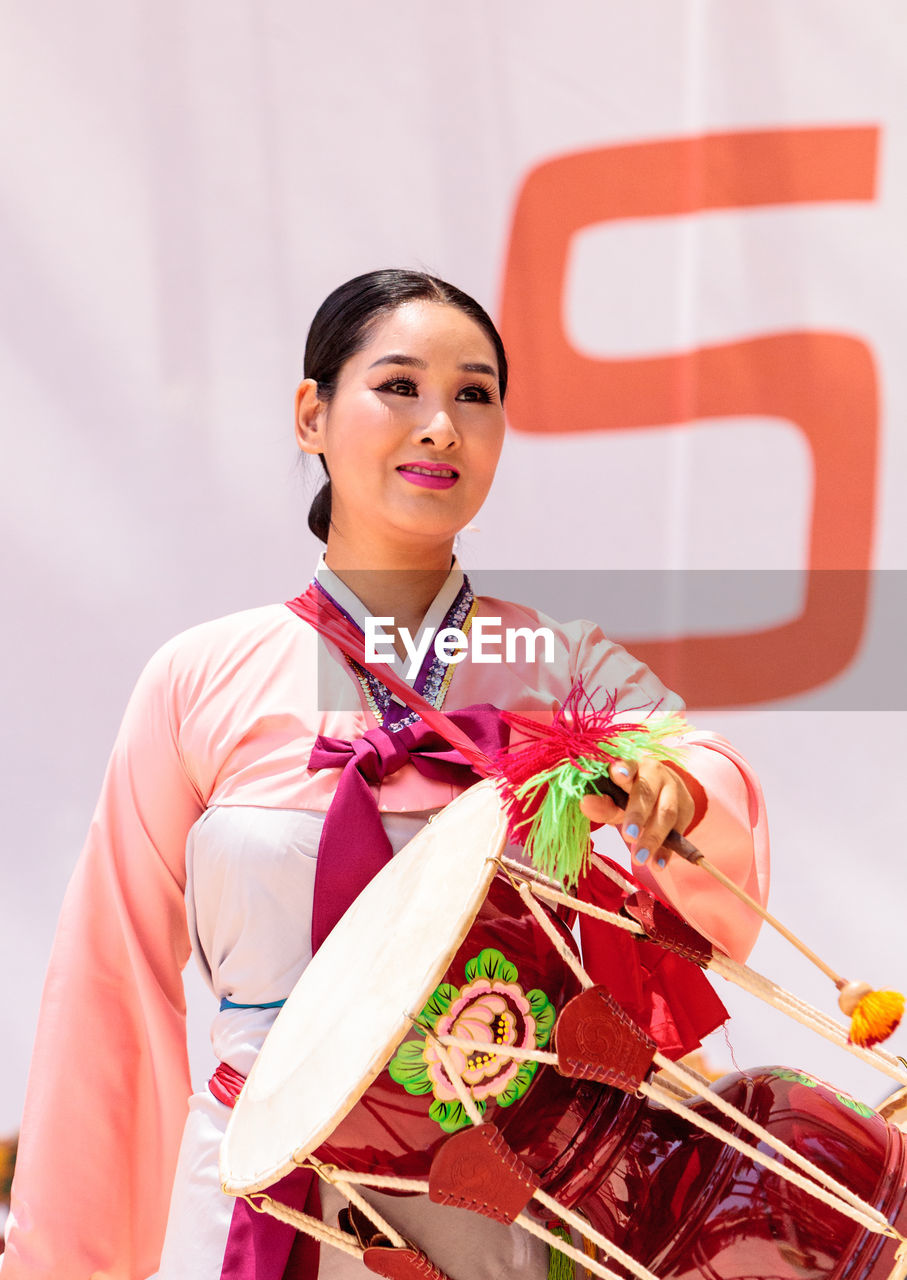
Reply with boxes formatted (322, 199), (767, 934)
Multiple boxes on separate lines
(324, 537), (455, 640)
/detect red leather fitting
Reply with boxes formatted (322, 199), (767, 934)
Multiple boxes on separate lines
(362, 1244), (453, 1279)
(623, 890), (714, 966)
(428, 1123), (539, 1223)
(340, 1204), (453, 1279)
(554, 985), (656, 1090)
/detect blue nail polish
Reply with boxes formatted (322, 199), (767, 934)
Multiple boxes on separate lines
(635, 847), (650, 864)
(614, 765), (631, 777)
(656, 854), (666, 868)
(626, 823), (640, 839)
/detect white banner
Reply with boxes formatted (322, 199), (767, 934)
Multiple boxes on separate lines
(2, 0), (906, 1137)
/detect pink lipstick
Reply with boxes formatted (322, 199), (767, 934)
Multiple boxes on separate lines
(397, 463), (460, 490)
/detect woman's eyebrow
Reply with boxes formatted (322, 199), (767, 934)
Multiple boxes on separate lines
(368, 354), (427, 370)
(368, 354), (497, 377)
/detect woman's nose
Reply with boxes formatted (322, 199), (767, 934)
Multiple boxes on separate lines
(417, 409), (460, 448)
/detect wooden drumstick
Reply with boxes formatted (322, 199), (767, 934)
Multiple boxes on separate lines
(591, 774), (904, 1048)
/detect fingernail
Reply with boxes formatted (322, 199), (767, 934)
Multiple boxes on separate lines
(625, 823), (640, 840)
(655, 854), (666, 868)
(613, 765), (631, 777)
(635, 847), (650, 864)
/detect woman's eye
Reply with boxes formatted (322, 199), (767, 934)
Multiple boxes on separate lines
(457, 384), (494, 403)
(377, 377), (418, 396)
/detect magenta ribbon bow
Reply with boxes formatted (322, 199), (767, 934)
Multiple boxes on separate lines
(222, 705), (508, 1280)
(308, 704), (510, 952)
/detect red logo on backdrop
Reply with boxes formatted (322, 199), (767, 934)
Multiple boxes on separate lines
(500, 128), (879, 706)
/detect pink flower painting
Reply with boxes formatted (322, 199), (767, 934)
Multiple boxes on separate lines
(388, 947), (555, 1133)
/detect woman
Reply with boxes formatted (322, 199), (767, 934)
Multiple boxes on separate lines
(1, 270), (768, 1279)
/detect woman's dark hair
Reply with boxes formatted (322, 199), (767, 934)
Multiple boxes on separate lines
(304, 269), (508, 542)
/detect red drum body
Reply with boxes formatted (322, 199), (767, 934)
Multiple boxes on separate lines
(317, 874), (585, 1178)
(223, 786), (907, 1280)
(318, 875), (907, 1280)
(550, 1068), (907, 1279)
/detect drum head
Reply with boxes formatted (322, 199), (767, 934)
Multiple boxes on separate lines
(220, 778), (507, 1195)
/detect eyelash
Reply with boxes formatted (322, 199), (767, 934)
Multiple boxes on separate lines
(374, 375), (497, 404)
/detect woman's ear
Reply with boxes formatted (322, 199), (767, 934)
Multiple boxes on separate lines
(295, 379), (327, 455)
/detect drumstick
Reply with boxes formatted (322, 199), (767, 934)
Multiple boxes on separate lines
(591, 773), (904, 1048)
(494, 683), (903, 1049)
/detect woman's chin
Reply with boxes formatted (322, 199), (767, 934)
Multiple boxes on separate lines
(331, 495), (480, 559)
(384, 502), (477, 546)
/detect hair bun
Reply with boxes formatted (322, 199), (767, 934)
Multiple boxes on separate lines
(308, 478), (332, 542)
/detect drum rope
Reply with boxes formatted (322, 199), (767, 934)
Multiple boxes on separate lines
(297, 1168), (648, 1280)
(506, 866), (907, 1087)
(424, 1017), (665, 1280)
(640, 1079), (902, 1241)
(652, 1057), (895, 1227)
(507, 873), (903, 1241)
(515, 881), (595, 990)
(709, 954), (907, 1086)
(713, 952), (854, 1029)
(515, 878), (647, 937)
(589, 851), (638, 892)
(530, 1188), (663, 1280)
(305, 1157), (408, 1249)
(241, 1194), (364, 1258)
(419, 1027), (487, 1126)
(500, 854), (571, 891)
(512, 1207), (638, 1280)
(438, 1032), (558, 1065)
(329, 1015), (903, 1272)
(317, 1172), (430, 1192)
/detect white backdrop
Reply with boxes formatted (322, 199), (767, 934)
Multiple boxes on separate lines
(3, 0), (907, 1138)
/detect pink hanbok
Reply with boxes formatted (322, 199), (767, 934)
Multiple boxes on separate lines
(2, 562), (768, 1280)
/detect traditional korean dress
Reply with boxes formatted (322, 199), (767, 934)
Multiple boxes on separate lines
(2, 561), (769, 1280)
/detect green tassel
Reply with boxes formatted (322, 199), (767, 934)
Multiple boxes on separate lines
(511, 714), (688, 887)
(547, 1223), (576, 1280)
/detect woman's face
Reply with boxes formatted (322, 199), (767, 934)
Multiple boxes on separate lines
(296, 301), (506, 562)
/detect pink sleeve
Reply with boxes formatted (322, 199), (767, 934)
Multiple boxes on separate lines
(568, 622), (770, 964)
(631, 733), (770, 962)
(3, 642), (204, 1279)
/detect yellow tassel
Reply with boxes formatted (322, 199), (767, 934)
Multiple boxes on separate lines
(847, 989), (905, 1048)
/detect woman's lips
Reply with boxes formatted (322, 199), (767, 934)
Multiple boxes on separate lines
(397, 463), (460, 490)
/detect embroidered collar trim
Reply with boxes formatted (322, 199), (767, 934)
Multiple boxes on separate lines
(311, 557), (476, 729)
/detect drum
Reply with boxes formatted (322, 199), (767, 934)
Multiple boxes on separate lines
(221, 780), (907, 1280)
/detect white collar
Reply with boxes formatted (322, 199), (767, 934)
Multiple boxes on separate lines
(314, 555), (466, 689)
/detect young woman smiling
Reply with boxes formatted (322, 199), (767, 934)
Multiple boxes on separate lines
(2, 270), (768, 1280)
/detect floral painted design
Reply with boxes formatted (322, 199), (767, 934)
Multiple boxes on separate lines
(389, 948), (556, 1133)
(773, 1070), (875, 1118)
(834, 1091), (875, 1118)
(773, 1069), (818, 1088)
